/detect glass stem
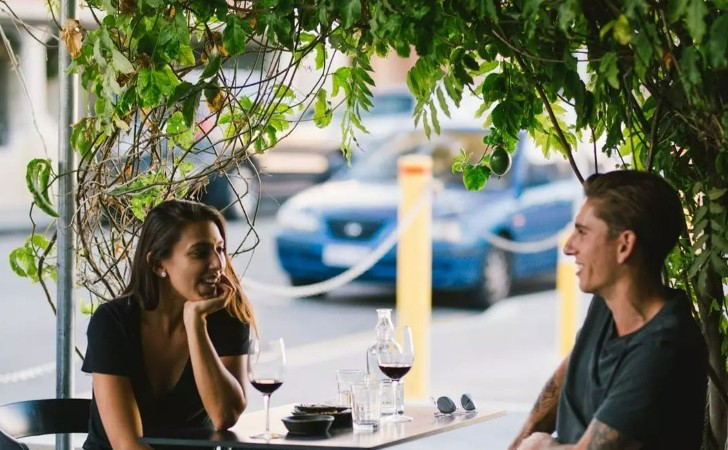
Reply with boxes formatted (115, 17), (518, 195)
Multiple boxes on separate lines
(263, 394), (271, 433)
(393, 380), (400, 416)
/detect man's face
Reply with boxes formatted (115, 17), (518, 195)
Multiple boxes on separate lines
(563, 199), (622, 296)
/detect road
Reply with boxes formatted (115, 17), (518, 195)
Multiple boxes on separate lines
(0, 214), (576, 448)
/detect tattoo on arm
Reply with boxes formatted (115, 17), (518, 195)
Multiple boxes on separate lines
(585, 420), (642, 450)
(529, 371), (562, 430)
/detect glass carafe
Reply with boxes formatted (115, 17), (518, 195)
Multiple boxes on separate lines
(366, 308), (404, 415)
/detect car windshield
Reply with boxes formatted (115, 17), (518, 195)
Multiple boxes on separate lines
(348, 130), (510, 189)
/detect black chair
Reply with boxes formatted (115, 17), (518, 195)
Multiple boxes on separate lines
(0, 398), (90, 449)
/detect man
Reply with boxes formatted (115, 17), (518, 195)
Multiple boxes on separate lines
(510, 170), (707, 449)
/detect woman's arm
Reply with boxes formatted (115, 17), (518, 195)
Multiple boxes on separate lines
(92, 373), (153, 450)
(185, 305), (247, 430)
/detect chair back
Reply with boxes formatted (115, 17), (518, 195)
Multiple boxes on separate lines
(0, 398), (90, 449)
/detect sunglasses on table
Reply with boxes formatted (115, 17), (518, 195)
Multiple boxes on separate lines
(432, 394), (477, 417)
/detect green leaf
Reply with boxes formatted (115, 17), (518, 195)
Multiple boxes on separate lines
(667, 0), (688, 22)
(708, 188), (727, 201)
(685, 0), (707, 43)
(337, 0), (362, 28)
(200, 52), (222, 80)
(169, 81), (194, 105)
(178, 44), (195, 66)
(315, 43), (326, 70)
(111, 49), (134, 74)
(557, 0), (579, 32)
(707, 15), (728, 68)
(137, 70), (163, 107)
(9, 247), (31, 278)
(598, 52), (620, 89)
(687, 250), (709, 278)
(451, 148), (472, 173)
(710, 252), (728, 277)
(612, 15), (632, 45)
(223, 15), (248, 56)
(166, 111), (193, 149)
(25, 159), (58, 218)
(463, 164), (490, 191)
(181, 89), (202, 127)
(313, 89), (333, 127)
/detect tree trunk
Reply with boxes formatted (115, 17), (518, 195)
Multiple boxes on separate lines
(696, 269), (728, 449)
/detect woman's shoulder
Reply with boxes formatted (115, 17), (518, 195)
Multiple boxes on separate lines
(91, 296), (138, 322)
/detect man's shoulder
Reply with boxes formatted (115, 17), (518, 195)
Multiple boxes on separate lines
(630, 289), (705, 357)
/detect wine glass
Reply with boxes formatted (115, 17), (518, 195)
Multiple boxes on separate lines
(248, 337), (286, 439)
(378, 326), (414, 423)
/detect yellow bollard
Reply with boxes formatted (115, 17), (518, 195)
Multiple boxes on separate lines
(396, 154), (432, 402)
(557, 228), (579, 357)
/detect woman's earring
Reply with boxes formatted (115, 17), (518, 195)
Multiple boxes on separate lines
(160, 271), (166, 278)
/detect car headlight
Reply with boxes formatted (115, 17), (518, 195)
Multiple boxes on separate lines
(432, 218), (463, 243)
(277, 206), (321, 233)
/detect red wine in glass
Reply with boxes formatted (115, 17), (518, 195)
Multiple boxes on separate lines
(248, 338), (286, 439)
(378, 363), (412, 381)
(251, 378), (283, 395)
(377, 326), (414, 423)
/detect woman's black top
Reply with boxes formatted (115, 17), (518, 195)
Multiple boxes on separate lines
(81, 296), (249, 450)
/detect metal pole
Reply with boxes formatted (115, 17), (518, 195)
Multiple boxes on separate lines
(57, 0), (77, 449)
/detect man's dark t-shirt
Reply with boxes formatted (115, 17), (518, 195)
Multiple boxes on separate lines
(556, 289), (707, 449)
(81, 297), (250, 450)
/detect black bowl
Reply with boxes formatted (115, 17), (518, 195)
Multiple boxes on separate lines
(281, 414), (334, 436)
(292, 404), (352, 429)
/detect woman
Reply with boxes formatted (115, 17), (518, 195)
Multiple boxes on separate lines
(82, 199), (257, 450)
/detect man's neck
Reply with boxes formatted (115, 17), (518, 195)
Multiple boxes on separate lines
(601, 277), (666, 337)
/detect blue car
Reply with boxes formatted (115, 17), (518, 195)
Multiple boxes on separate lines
(274, 128), (580, 309)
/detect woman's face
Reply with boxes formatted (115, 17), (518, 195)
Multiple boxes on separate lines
(157, 220), (227, 303)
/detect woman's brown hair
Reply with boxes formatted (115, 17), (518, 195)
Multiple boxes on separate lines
(122, 199), (257, 333)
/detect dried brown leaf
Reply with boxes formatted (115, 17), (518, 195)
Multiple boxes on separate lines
(60, 19), (84, 58)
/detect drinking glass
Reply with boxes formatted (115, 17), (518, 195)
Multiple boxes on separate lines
(248, 338), (286, 439)
(377, 326), (414, 423)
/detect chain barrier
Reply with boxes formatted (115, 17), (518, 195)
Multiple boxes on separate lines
(482, 225), (572, 254)
(0, 362), (55, 385)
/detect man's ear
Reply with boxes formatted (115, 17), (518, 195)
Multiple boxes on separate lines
(616, 230), (637, 264)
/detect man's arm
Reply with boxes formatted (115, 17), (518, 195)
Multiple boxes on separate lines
(516, 419), (643, 449)
(508, 356), (570, 450)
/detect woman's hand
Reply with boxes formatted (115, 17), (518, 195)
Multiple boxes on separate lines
(183, 273), (236, 329)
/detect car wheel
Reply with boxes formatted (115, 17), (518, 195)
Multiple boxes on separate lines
(290, 278), (326, 299)
(471, 246), (512, 309)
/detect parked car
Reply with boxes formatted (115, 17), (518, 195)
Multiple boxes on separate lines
(274, 128), (580, 309)
(253, 89), (416, 202)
